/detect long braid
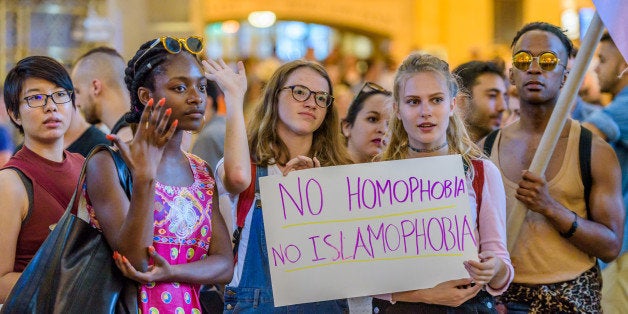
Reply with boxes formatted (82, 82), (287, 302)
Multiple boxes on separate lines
(123, 39), (170, 124)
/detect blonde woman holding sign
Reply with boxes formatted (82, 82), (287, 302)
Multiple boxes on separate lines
(372, 53), (513, 313)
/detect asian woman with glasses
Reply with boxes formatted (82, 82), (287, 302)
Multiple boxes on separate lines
(341, 82), (392, 163)
(0, 56), (85, 303)
(82, 37), (233, 312)
(205, 58), (352, 312)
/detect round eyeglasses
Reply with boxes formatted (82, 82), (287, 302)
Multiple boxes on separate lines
(23, 90), (73, 108)
(281, 85), (334, 108)
(512, 51), (564, 72)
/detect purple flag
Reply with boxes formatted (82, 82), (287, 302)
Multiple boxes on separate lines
(593, 0), (628, 62)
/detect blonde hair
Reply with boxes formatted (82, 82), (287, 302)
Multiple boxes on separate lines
(381, 53), (484, 174)
(247, 60), (352, 167)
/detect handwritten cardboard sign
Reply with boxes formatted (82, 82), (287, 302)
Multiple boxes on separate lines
(259, 154), (478, 306)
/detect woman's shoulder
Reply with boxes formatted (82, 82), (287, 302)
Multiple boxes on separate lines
(0, 167), (29, 214)
(0, 166), (25, 186)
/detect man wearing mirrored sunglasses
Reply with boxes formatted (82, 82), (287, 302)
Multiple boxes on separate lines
(481, 22), (624, 313)
(453, 60), (508, 143)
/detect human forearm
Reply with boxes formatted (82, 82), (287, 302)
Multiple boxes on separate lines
(164, 254), (234, 285)
(560, 213), (622, 261)
(116, 175), (157, 271)
(222, 94), (251, 194)
(203, 59), (250, 194)
(487, 257), (510, 292)
(544, 202), (622, 261)
(0, 272), (21, 303)
(392, 279), (480, 307)
(392, 289), (430, 303)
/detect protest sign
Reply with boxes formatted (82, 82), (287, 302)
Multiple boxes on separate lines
(259, 154), (478, 306)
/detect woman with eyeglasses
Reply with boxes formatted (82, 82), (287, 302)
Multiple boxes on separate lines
(341, 82), (392, 163)
(205, 59), (352, 312)
(0, 56), (84, 303)
(82, 36), (233, 312)
(371, 53), (513, 313)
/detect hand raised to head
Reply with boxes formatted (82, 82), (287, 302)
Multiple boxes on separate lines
(107, 98), (178, 180)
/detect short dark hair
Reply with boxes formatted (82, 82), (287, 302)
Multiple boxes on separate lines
(75, 46), (124, 65)
(453, 61), (505, 96)
(3, 56), (75, 133)
(600, 31), (614, 45)
(511, 22), (574, 60)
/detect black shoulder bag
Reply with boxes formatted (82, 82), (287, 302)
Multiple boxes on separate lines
(1, 144), (137, 314)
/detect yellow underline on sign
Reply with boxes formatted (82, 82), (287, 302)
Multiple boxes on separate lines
(281, 205), (455, 229)
(284, 253), (464, 272)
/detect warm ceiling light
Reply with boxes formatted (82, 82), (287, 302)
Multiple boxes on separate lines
(248, 11), (276, 28)
(222, 20), (240, 34)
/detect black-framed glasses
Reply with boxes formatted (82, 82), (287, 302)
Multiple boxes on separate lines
(133, 36), (205, 75)
(281, 85), (334, 108)
(512, 51), (564, 72)
(23, 90), (73, 108)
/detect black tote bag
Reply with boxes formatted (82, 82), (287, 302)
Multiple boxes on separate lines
(1, 145), (137, 314)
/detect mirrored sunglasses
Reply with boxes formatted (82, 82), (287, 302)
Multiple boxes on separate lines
(512, 51), (563, 72)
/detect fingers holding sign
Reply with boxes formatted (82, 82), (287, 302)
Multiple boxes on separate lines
(282, 156), (321, 176)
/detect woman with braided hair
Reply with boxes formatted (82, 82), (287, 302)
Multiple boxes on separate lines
(81, 36), (233, 312)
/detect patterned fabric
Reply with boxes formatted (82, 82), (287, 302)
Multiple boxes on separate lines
(84, 152), (215, 313)
(497, 266), (602, 313)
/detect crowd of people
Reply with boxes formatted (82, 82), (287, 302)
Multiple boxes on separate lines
(0, 20), (626, 313)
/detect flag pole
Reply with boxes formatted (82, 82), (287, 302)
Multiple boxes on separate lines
(506, 12), (606, 251)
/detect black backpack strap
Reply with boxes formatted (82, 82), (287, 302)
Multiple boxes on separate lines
(483, 129), (500, 157)
(579, 126), (593, 217)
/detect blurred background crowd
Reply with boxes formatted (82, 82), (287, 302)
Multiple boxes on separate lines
(0, 0), (607, 164)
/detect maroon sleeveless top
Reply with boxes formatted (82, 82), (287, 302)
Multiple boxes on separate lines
(2, 146), (84, 272)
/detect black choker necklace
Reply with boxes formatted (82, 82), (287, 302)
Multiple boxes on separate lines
(408, 142), (448, 153)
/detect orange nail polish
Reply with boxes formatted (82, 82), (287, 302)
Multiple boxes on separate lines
(147, 98), (154, 107)
(165, 108), (172, 115)
(122, 256), (129, 263)
(148, 246), (156, 254)
(158, 98), (166, 106)
(113, 251), (120, 259)
(172, 119), (178, 127)
(106, 134), (115, 141)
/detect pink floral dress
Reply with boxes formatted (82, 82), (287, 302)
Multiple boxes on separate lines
(83, 153), (215, 313)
